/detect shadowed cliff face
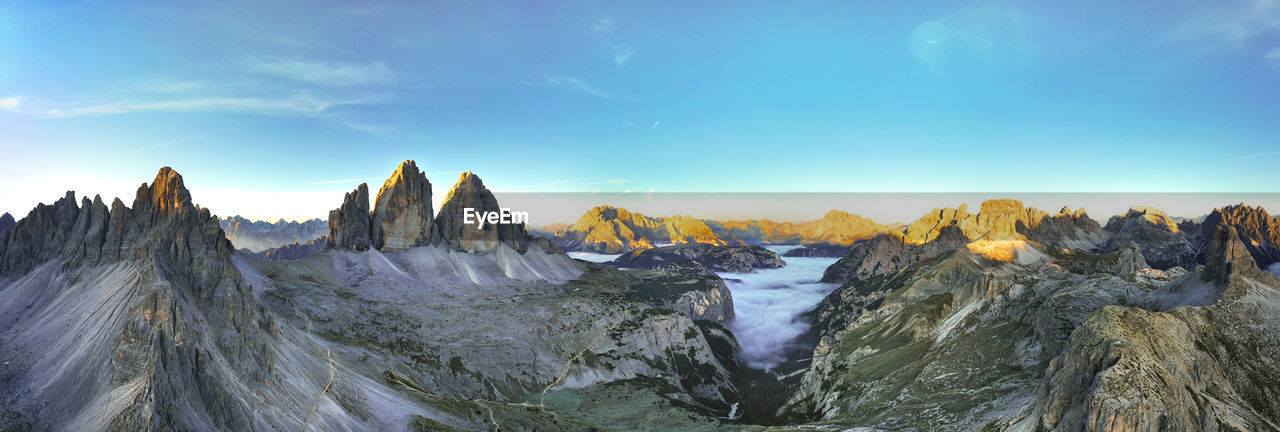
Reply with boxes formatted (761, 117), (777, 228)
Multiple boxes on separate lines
(434, 171), (533, 253)
(327, 183), (372, 251)
(1190, 204), (1280, 269)
(1101, 206), (1196, 270)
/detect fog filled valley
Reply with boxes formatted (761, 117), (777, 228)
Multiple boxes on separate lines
(3, 160), (1280, 431)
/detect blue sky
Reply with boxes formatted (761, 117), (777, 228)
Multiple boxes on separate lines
(2, 0), (1279, 221)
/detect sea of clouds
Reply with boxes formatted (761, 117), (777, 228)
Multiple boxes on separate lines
(719, 246), (840, 369)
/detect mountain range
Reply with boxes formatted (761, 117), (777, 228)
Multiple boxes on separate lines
(542, 206), (892, 254)
(2, 162), (1279, 431)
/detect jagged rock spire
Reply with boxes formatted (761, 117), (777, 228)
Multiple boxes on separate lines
(327, 183), (372, 251)
(0, 212), (15, 234)
(0, 167), (230, 276)
(370, 160), (436, 250)
(434, 171), (531, 253)
(1205, 226), (1259, 284)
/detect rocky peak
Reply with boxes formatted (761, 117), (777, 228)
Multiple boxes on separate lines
(434, 171), (531, 253)
(1100, 206), (1195, 270)
(903, 199), (1049, 244)
(1204, 226), (1260, 284)
(0, 167), (231, 277)
(0, 212), (14, 234)
(327, 183), (372, 251)
(1193, 204), (1280, 268)
(1109, 206), (1180, 233)
(370, 160), (436, 250)
(136, 167), (194, 217)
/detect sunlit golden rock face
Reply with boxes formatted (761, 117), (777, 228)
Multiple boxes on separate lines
(903, 199), (1051, 244)
(370, 160), (436, 251)
(714, 210), (890, 246)
(965, 240), (1046, 264)
(561, 206), (889, 253)
(133, 167), (194, 218)
(1123, 206), (1181, 233)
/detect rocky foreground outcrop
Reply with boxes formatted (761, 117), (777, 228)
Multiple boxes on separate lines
(1035, 227), (1280, 431)
(219, 215), (326, 252)
(779, 208), (1280, 431)
(370, 160), (437, 250)
(612, 243), (785, 273)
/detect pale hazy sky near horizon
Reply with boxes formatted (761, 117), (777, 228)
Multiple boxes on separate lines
(2, 1), (1280, 222)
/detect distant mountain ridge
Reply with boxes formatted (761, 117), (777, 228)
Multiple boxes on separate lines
(219, 215), (325, 252)
(545, 206), (892, 254)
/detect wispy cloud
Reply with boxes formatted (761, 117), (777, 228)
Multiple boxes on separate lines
(40, 92), (368, 118)
(243, 59), (394, 86)
(1169, 0), (1280, 46)
(307, 177), (381, 185)
(0, 97), (19, 111)
(544, 75), (615, 99)
(907, 5), (1029, 77)
(1231, 149), (1280, 160)
(612, 44), (635, 66)
(592, 17), (614, 33)
(1267, 47), (1280, 68)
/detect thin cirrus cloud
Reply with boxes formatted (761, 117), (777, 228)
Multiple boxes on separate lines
(543, 75), (616, 99)
(42, 94), (350, 118)
(242, 59), (395, 86)
(3, 58), (399, 135)
(907, 5), (1029, 77)
(1167, 0), (1280, 45)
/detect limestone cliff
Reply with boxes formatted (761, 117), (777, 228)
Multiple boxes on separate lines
(0, 212), (14, 234)
(434, 171), (532, 253)
(1189, 204), (1280, 269)
(326, 183), (372, 251)
(370, 160), (437, 250)
(902, 199), (1052, 243)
